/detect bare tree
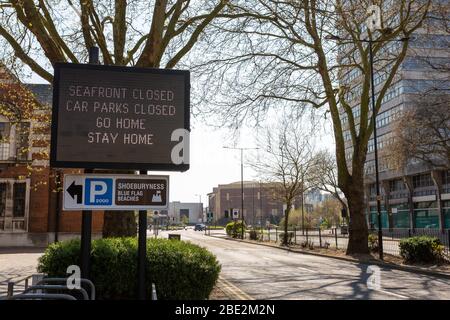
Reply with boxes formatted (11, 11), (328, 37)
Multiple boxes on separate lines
(310, 150), (348, 213)
(0, 0), (234, 80)
(194, 0), (431, 253)
(386, 100), (450, 172)
(0, 0), (234, 237)
(251, 118), (316, 246)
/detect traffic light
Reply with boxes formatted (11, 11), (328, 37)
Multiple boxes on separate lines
(341, 207), (347, 218)
(224, 210), (229, 218)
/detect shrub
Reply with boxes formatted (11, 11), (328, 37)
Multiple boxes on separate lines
(37, 237), (221, 300)
(279, 232), (294, 245)
(368, 234), (379, 252)
(399, 236), (444, 263)
(249, 230), (259, 240)
(225, 221), (246, 238)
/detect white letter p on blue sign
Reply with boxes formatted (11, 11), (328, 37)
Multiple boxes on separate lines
(85, 178), (113, 205)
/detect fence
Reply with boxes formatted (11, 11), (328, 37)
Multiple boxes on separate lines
(245, 227), (450, 258)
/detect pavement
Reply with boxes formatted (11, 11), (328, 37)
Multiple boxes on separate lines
(0, 247), (45, 297)
(157, 229), (450, 300)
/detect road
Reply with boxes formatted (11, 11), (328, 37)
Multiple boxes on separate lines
(157, 228), (450, 300)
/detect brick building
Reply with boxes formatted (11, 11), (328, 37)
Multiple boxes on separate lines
(207, 181), (316, 226)
(0, 65), (103, 246)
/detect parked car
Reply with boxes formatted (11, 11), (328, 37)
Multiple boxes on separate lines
(194, 224), (206, 231)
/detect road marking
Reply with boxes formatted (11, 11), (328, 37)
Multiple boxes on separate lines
(218, 276), (254, 300)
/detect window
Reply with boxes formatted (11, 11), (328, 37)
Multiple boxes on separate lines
(271, 208), (278, 215)
(226, 193), (229, 201)
(13, 183), (26, 217)
(412, 174), (433, 188)
(0, 183), (6, 217)
(344, 130), (351, 141)
(442, 170), (450, 185)
(16, 122), (30, 161)
(413, 201), (439, 228)
(389, 179), (405, 192)
(0, 122), (10, 160)
(376, 105), (403, 129)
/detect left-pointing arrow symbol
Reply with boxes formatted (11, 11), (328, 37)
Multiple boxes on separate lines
(67, 181), (83, 204)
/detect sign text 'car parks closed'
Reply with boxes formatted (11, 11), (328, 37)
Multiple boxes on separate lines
(63, 174), (169, 211)
(50, 63), (190, 171)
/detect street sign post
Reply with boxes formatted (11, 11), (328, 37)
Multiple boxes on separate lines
(51, 52), (190, 300)
(51, 63), (190, 171)
(63, 174), (169, 211)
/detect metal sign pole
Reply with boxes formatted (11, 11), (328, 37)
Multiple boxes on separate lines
(138, 169), (147, 300)
(80, 47), (99, 279)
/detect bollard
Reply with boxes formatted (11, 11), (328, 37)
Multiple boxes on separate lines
(335, 228), (338, 249)
(319, 227), (322, 248)
(7, 282), (14, 298)
(294, 227), (297, 245)
(306, 228), (309, 243)
(448, 229), (450, 255)
(268, 226), (271, 242)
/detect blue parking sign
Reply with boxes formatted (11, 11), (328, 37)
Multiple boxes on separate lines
(85, 178), (113, 206)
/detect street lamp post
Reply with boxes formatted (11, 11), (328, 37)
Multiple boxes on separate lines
(223, 146), (259, 239)
(325, 29), (408, 261)
(195, 194), (202, 223)
(368, 40), (384, 260)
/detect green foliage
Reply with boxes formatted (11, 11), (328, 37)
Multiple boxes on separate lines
(37, 237), (221, 300)
(279, 209), (304, 227)
(399, 236), (445, 263)
(225, 221), (246, 238)
(368, 234), (379, 253)
(320, 218), (332, 230)
(180, 215), (189, 225)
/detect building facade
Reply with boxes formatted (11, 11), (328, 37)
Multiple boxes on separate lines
(338, 1), (450, 230)
(207, 181), (321, 226)
(161, 201), (204, 225)
(0, 66), (103, 246)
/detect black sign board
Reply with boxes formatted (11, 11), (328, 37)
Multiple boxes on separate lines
(50, 63), (190, 171)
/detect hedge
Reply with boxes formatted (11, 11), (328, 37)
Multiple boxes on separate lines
(225, 221), (246, 238)
(37, 237), (221, 300)
(368, 234), (379, 253)
(399, 236), (444, 263)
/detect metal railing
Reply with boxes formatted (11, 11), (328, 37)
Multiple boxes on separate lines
(7, 276), (95, 300)
(242, 226), (450, 258)
(6, 274), (34, 298)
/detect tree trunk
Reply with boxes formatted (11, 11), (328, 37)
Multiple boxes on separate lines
(102, 211), (137, 238)
(344, 179), (369, 254)
(96, 169), (138, 238)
